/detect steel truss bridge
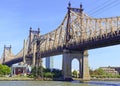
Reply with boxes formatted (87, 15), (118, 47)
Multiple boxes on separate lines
(0, 3), (120, 73)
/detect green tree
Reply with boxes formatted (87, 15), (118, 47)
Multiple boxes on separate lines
(43, 68), (51, 73)
(89, 69), (94, 75)
(72, 70), (78, 78)
(31, 66), (36, 77)
(44, 72), (53, 78)
(30, 67), (62, 79)
(90, 68), (107, 78)
(51, 69), (62, 78)
(0, 64), (11, 76)
(94, 68), (106, 75)
(31, 66), (44, 78)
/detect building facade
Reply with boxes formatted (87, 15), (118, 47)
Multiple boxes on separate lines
(46, 57), (53, 69)
(11, 64), (31, 76)
(100, 66), (120, 75)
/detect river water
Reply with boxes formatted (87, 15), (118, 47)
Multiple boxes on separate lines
(0, 81), (120, 86)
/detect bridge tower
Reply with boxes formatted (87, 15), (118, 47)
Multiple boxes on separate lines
(2, 45), (14, 65)
(33, 28), (40, 67)
(23, 39), (27, 64)
(62, 3), (90, 81)
(26, 27), (40, 66)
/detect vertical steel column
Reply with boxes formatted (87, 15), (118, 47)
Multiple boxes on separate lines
(10, 45), (12, 54)
(23, 39), (26, 64)
(28, 27), (32, 54)
(3, 45), (6, 64)
(80, 3), (84, 41)
(32, 42), (36, 66)
(35, 28), (43, 79)
(65, 2), (71, 48)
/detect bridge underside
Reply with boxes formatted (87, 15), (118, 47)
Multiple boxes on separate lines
(42, 31), (120, 56)
(67, 31), (120, 51)
(5, 57), (23, 67)
(4, 31), (120, 66)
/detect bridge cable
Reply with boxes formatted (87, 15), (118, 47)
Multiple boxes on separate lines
(91, 0), (120, 17)
(88, 0), (117, 15)
(87, 0), (110, 14)
(87, 0), (120, 16)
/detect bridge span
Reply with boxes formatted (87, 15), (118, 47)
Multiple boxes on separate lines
(1, 3), (120, 80)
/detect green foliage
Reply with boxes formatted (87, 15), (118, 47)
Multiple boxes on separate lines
(0, 64), (11, 76)
(44, 72), (53, 78)
(31, 66), (36, 77)
(90, 68), (105, 76)
(31, 66), (44, 77)
(30, 67), (62, 79)
(72, 70), (78, 78)
(89, 69), (94, 75)
(90, 68), (120, 78)
(94, 68), (106, 75)
(38, 66), (43, 77)
(117, 75), (120, 78)
(43, 68), (51, 73)
(51, 69), (62, 78)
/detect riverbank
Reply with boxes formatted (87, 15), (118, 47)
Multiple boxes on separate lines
(91, 78), (120, 81)
(0, 77), (34, 81)
(1, 77), (120, 81)
(73, 78), (120, 81)
(0, 77), (62, 81)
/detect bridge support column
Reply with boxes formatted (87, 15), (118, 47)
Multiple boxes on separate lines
(62, 49), (72, 81)
(32, 42), (36, 66)
(23, 39), (26, 64)
(81, 50), (90, 81)
(62, 49), (90, 81)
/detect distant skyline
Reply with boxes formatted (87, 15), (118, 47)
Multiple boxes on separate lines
(45, 57), (53, 69)
(0, 0), (120, 70)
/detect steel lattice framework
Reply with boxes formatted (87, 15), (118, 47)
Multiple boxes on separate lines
(1, 4), (120, 66)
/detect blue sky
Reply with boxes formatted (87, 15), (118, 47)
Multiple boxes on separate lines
(0, 0), (120, 70)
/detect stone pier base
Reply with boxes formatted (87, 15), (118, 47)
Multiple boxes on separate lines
(62, 49), (90, 81)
